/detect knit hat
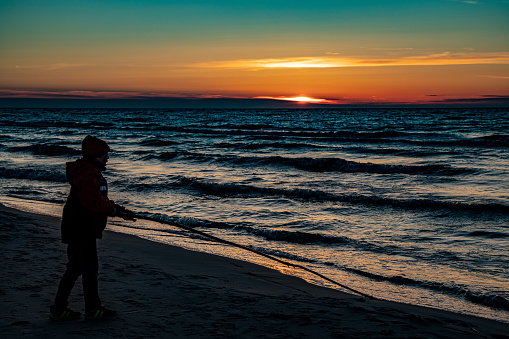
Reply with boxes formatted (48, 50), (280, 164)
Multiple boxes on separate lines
(82, 135), (110, 159)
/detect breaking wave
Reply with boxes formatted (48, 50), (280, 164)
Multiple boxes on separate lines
(346, 268), (509, 311)
(9, 143), (80, 157)
(151, 151), (475, 175)
(175, 177), (508, 214)
(0, 166), (67, 182)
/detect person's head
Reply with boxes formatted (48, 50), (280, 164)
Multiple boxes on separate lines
(82, 135), (110, 166)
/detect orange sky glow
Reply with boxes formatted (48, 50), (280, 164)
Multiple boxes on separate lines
(0, 1), (508, 107)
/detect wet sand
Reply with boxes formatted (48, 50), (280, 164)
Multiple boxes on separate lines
(1, 203), (508, 338)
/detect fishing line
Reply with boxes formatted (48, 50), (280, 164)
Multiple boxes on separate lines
(123, 212), (376, 300)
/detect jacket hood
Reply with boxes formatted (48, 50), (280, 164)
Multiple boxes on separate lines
(66, 158), (105, 184)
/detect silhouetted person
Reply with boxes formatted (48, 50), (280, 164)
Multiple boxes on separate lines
(50, 135), (135, 321)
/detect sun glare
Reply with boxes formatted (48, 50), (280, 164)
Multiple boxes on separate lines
(256, 96), (338, 104)
(284, 96), (324, 103)
(259, 59), (340, 68)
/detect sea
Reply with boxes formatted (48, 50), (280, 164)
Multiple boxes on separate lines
(0, 107), (508, 322)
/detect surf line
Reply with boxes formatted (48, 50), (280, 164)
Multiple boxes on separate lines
(123, 212), (376, 300)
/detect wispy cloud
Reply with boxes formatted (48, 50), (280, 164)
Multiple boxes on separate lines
(477, 75), (509, 79)
(448, 0), (479, 4)
(362, 47), (415, 51)
(429, 95), (509, 104)
(3, 63), (92, 70)
(0, 90), (166, 99)
(47, 63), (91, 70)
(0, 89), (253, 100)
(193, 52), (509, 69)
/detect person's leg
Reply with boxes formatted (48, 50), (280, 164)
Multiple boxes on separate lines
(50, 244), (83, 320)
(76, 239), (117, 319)
(52, 244), (81, 311)
(75, 239), (102, 313)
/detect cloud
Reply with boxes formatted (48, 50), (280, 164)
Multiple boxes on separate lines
(0, 89), (254, 101)
(2, 63), (92, 70)
(193, 52), (509, 69)
(448, 0), (479, 4)
(362, 47), (415, 51)
(429, 95), (509, 104)
(0, 90), (164, 99)
(47, 63), (91, 70)
(195, 57), (341, 69)
(477, 75), (509, 79)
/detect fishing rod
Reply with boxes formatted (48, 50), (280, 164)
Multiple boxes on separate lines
(126, 212), (376, 300)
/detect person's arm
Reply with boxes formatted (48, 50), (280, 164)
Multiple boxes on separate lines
(76, 170), (115, 215)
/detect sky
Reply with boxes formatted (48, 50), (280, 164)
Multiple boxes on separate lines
(1, 0), (508, 107)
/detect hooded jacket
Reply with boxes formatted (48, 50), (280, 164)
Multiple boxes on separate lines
(61, 158), (115, 243)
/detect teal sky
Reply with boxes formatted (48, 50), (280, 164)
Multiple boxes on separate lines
(2, 1), (507, 46)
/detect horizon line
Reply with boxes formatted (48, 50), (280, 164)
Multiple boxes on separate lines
(1, 96), (508, 109)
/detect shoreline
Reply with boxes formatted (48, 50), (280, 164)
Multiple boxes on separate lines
(1, 203), (508, 338)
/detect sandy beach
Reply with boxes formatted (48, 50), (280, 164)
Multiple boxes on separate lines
(1, 203), (508, 338)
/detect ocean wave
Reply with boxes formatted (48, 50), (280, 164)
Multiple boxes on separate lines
(346, 268), (509, 311)
(247, 245), (316, 263)
(139, 139), (180, 147)
(177, 177), (509, 214)
(143, 126), (509, 148)
(475, 134), (509, 147)
(90, 121), (115, 128)
(252, 156), (473, 175)
(0, 166), (67, 182)
(0, 120), (86, 129)
(151, 126), (410, 141)
(139, 211), (458, 264)
(214, 123), (276, 130)
(6, 193), (65, 205)
(136, 209), (350, 246)
(152, 151), (474, 175)
(467, 231), (508, 239)
(344, 146), (461, 158)
(9, 143), (81, 157)
(214, 141), (326, 150)
(196, 221), (463, 263)
(234, 225), (350, 245)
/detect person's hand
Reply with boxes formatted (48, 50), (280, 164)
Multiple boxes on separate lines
(113, 203), (137, 221)
(118, 208), (137, 221)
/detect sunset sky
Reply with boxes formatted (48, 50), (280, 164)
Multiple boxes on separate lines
(1, 0), (508, 106)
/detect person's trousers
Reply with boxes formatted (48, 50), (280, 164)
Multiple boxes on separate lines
(53, 239), (101, 313)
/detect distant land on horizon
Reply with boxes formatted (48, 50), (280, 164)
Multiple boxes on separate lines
(2, 97), (509, 109)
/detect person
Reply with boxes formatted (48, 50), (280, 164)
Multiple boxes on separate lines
(49, 135), (136, 321)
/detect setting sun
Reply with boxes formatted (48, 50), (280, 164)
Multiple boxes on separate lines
(255, 96), (338, 104)
(286, 96), (323, 103)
